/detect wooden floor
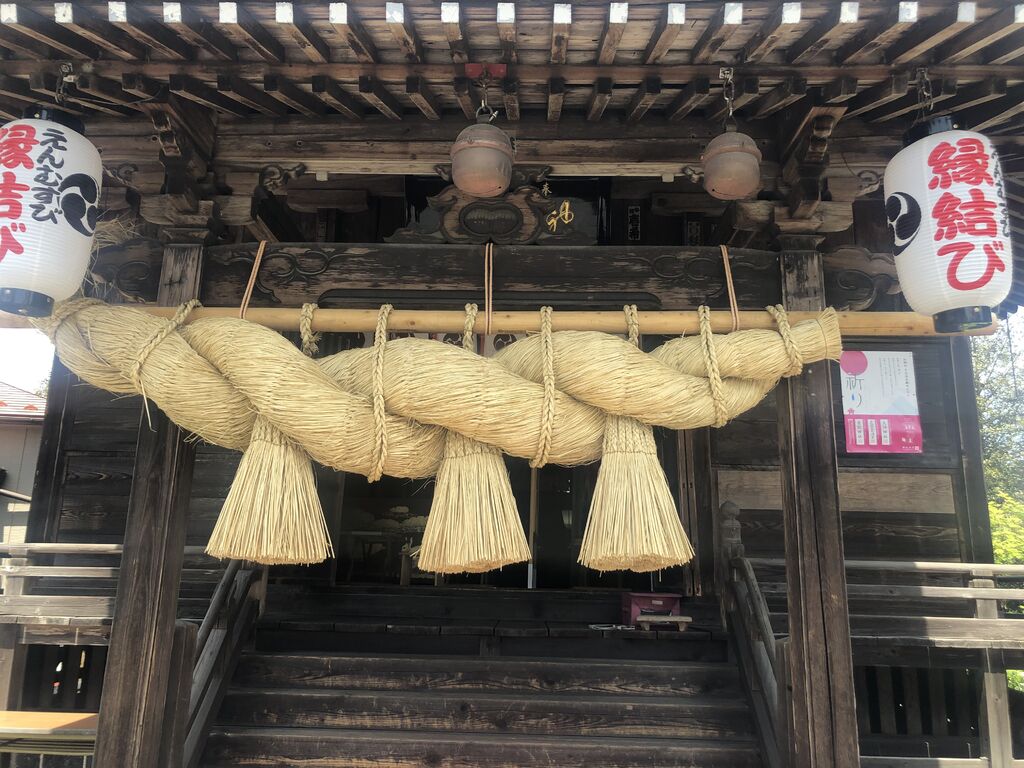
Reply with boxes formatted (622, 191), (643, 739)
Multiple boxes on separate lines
(200, 585), (764, 767)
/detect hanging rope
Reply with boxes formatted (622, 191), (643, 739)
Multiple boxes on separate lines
(462, 303), (478, 352)
(530, 305), (556, 469)
(129, 299), (201, 425)
(368, 303), (393, 482)
(698, 305), (729, 428)
(720, 244), (739, 333)
(483, 242), (494, 335)
(766, 304), (804, 377)
(239, 240), (267, 320)
(299, 303), (321, 357)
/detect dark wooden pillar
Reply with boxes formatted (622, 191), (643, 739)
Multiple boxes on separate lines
(94, 241), (203, 767)
(775, 234), (859, 768)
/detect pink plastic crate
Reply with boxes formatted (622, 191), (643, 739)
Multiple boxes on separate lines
(621, 592), (682, 626)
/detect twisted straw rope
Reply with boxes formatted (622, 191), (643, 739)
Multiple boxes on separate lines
(530, 306), (556, 469)
(299, 303), (321, 357)
(36, 300), (841, 481)
(369, 304), (393, 483)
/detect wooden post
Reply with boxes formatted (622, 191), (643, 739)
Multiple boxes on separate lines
(94, 240), (204, 768)
(0, 558), (28, 711)
(717, 501), (743, 630)
(775, 234), (859, 768)
(972, 578), (1013, 768)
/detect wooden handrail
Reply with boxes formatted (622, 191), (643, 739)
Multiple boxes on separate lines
(747, 557), (1024, 578)
(194, 560), (242, 655)
(0, 544), (210, 557)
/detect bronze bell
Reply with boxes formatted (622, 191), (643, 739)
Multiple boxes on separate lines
(450, 121), (514, 198)
(701, 128), (762, 201)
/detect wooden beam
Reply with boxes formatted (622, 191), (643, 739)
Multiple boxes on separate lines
(961, 84), (1024, 132)
(385, 2), (422, 63)
(550, 3), (571, 65)
(405, 75), (441, 120)
(0, 21), (54, 57)
(311, 75), (362, 120)
(864, 77), (957, 122)
(985, 29), (1024, 64)
(54, 2), (145, 60)
(843, 73), (909, 118)
(787, 1), (859, 64)
(217, 2), (283, 63)
(121, 72), (165, 100)
(161, 2), (235, 61)
(596, 2), (627, 65)
(3, 72), (65, 111)
(453, 76), (477, 120)
(707, 76), (759, 122)
(496, 2), (517, 63)
(275, 2), (330, 64)
(328, 2), (376, 63)
(74, 72), (142, 108)
(822, 76), (858, 104)
(502, 77), (520, 121)
(586, 77), (612, 122)
(625, 76), (660, 123)
(692, 2), (744, 65)
(169, 74), (249, 116)
(775, 235), (860, 768)
(217, 74), (288, 116)
(836, 2), (918, 64)
(741, 1), (801, 63)
(0, 3), (99, 59)
(107, 1), (193, 60)
(441, 2), (469, 64)
(643, 2), (685, 64)
(935, 3), (1024, 64)
(887, 2), (977, 65)
(92, 243), (201, 768)
(752, 77), (807, 118)
(358, 75), (402, 120)
(665, 77), (710, 121)
(0, 98), (23, 121)
(33, 72), (128, 116)
(933, 76), (1005, 115)
(264, 75), (328, 117)
(547, 76), (565, 122)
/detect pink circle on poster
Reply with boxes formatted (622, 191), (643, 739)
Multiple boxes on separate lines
(839, 351), (869, 376)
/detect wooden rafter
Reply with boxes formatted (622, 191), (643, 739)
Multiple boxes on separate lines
(693, 2), (744, 65)
(265, 75), (327, 117)
(161, 3), (235, 61)
(741, 2), (801, 63)
(822, 77), (858, 104)
(109, 2), (193, 60)
(932, 76), (1005, 116)
(53, 2), (144, 61)
(275, 2), (330, 64)
(74, 72), (140, 108)
(328, 3), (376, 64)
(863, 77), (957, 123)
(836, 2), (918, 64)
(218, 2), (283, 63)
(643, 3), (685, 65)
(787, 2), (859, 64)
(752, 77), (807, 119)
(312, 75), (362, 120)
(550, 4), (571, 65)
(453, 76), (477, 120)
(586, 77), (613, 122)
(502, 78), (520, 121)
(887, 2), (977, 65)
(0, 3), (100, 59)
(547, 76), (565, 122)
(626, 76), (660, 123)
(406, 75), (441, 121)
(496, 2), (517, 64)
(843, 74), (910, 119)
(359, 75), (402, 121)
(596, 3), (628, 66)
(385, 2), (422, 64)
(962, 85), (1024, 132)
(169, 74), (248, 116)
(217, 74), (288, 116)
(707, 76), (759, 122)
(665, 78), (710, 122)
(935, 4), (1024, 64)
(441, 2), (469, 64)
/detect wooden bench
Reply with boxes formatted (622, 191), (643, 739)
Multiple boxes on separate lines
(635, 615), (693, 631)
(0, 711), (97, 755)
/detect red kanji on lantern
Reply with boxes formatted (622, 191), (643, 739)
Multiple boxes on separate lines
(0, 124), (38, 171)
(939, 240), (1006, 291)
(932, 188), (999, 241)
(0, 222), (26, 264)
(927, 137), (993, 190)
(0, 171), (29, 221)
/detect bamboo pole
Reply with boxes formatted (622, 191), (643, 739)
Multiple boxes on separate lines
(0, 306), (997, 336)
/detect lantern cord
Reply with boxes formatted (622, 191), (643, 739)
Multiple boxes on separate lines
(483, 242), (494, 335)
(239, 240), (268, 320)
(913, 67), (934, 125)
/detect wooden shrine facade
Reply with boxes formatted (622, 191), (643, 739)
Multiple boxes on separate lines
(1, 2), (1023, 768)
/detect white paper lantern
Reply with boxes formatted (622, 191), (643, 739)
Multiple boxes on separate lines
(883, 129), (1012, 332)
(0, 112), (102, 316)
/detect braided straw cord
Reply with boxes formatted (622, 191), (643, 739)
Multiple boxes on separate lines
(697, 305), (729, 428)
(129, 299), (201, 425)
(368, 304), (393, 483)
(462, 303), (478, 352)
(299, 303), (321, 357)
(530, 306), (556, 469)
(766, 304), (805, 377)
(624, 304), (640, 348)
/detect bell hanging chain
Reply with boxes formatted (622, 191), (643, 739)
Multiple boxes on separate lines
(720, 67), (737, 131)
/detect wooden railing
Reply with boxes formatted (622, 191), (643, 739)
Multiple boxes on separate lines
(0, 543), (263, 767)
(718, 502), (1024, 768)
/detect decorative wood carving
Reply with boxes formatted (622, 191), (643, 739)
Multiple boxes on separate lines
(822, 245), (903, 311)
(88, 238), (164, 303)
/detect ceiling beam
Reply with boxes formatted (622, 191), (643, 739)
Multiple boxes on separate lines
(121, 73), (164, 100)
(385, 2), (422, 64)
(440, 2), (469, 64)
(547, 76), (565, 122)
(108, 1), (193, 60)
(836, 2), (918, 64)
(961, 85), (1024, 132)
(453, 76), (476, 120)
(502, 78), (520, 121)
(935, 3), (1024, 64)
(550, 4), (571, 65)
(162, 3), (235, 61)
(74, 72), (142, 108)
(586, 77), (612, 122)
(752, 77), (807, 118)
(312, 75), (362, 120)
(985, 29), (1024, 64)
(0, 22), (54, 58)
(886, 2), (976, 65)
(596, 2), (628, 66)
(264, 75), (328, 117)
(217, 2), (283, 63)
(169, 73), (249, 116)
(843, 73), (909, 118)
(217, 74), (288, 116)
(741, 2), (801, 63)
(693, 2), (744, 64)
(275, 2), (330, 64)
(496, 2), (517, 64)
(933, 76), (1005, 115)
(863, 77), (957, 122)
(707, 76), (759, 122)
(359, 75), (403, 120)
(822, 76), (858, 104)
(643, 3), (685, 64)
(0, 3), (99, 59)
(665, 78), (710, 122)
(405, 75), (441, 121)
(328, 3), (376, 63)
(626, 76), (661, 123)
(54, 2), (144, 60)
(787, 1), (860, 64)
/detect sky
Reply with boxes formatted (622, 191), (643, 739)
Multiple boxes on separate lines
(0, 328), (55, 394)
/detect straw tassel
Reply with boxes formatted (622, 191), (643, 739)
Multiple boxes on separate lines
(418, 303), (530, 574)
(206, 415), (333, 564)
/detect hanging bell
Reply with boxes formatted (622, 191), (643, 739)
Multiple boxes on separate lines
(701, 128), (762, 201)
(450, 117), (514, 199)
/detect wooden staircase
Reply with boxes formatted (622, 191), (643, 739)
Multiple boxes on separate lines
(199, 586), (764, 767)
